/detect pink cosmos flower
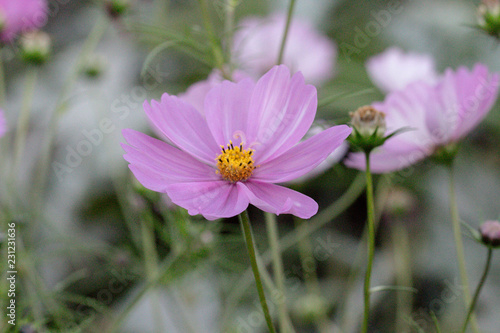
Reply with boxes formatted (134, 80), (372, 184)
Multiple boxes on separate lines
(0, 109), (6, 137)
(122, 65), (351, 220)
(366, 47), (439, 93)
(233, 13), (337, 85)
(346, 63), (499, 173)
(0, 0), (48, 42)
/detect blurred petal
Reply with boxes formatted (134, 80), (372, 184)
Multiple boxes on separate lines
(165, 181), (249, 220)
(242, 181), (318, 219)
(122, 129), (218, 192)
(366, 47), (439, 93)
(144, 94), (220, 165)
(253, 125), (351, 183)
(248, 65), (317, 164)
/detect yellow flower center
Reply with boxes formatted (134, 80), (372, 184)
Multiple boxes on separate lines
(216, 141), (255, 182)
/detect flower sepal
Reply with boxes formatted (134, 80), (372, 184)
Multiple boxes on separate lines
(348, 125), (412, 154)
(463, 220), (500, 249)
(477, 0), (500, 38)
(430, 143), (459, 168)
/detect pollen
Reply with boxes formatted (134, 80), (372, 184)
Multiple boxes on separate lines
(216, 141), (255, 182)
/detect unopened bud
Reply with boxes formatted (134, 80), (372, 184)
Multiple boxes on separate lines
(292, 294), (328, 324)
(477, 0), (500, 38)
(479, 220), (500, 247)
(350, 105), (386, 138)
(81, 53), (107, 78)
(105, 0), (131, 18)
(19, 31), (51, 65)
(383, 186), (417, 218)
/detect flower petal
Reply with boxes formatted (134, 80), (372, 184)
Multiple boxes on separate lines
(144, 93), (220, 165)
(165, 181), (249, 220)
(253, 125), (351, 183)
(444, 64), (499, 141)
(247, 65), (317, 164)
(242, 181), (318, 219)
(204, 78), (255, 146)
(122, 129), (218, 192)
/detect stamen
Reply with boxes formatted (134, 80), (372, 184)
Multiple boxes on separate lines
(216, 141), (256, 182)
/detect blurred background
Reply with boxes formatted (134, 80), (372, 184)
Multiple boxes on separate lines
(1, 0), (500, 332)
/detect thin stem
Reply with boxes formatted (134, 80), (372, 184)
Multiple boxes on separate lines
(0, 50), (5, 107)
(265, 212), (287, 333)
(221, 174), (365, 329)
(361, 151), (376, 333)
(277, 0), (297, 65)
(223, 0), (237, 76)
(197, 0), (226, 76)
(461, 247), (493, 333)
(448, 166), (479, 333)
(13, 68), (38, 176)
(238, 211), (277, 333)
(32, 13), (108, 214)
(140, 211), (163, 332)
(295, 218), (330, 333)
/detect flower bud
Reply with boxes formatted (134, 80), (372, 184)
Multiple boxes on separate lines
(105, 0), (131, 18)
(81, 53), (107, 79)
(350, 105), (386, 138)
(348, 105), (389, 153)
(292, 294), (328, 324)
(19, 31), (51, 65)
(479, 220), (500, 247)
(477, 0), (500, 38)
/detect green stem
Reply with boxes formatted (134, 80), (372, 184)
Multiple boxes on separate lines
(197, 0), (226, 76)
(238, 211), (277, 333)
(265, 212), (287, 333)
(461, 247), (492, 333)
(0, 51), (5, 107)
(361, 151), (376, 333)
(221, 173), (365, 329)
(13, 68), (38, 176)
(33, 14), (108, 214)
(448, 166), (479, 333)
(223, 0), (237, 76)
(277, 0), (296, 65)
(140, 211), (162, 332)
(295, 218), (330, 333)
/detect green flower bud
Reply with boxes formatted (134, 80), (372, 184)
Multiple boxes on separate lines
(477, 0), (500, 38)
(350, 105), (386, 138)
(479, 220), (500, 248)
(105, 0), (131, 18)
(19, 31), (51, 65)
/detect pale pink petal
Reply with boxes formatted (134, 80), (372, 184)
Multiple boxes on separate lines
(233, 13), (337, 85)
(443, 64), (499, 141)
(143, 94), (220, 165)
(165, 181), (249, 220)
(253, 125), (351, 183)
(179, 69), (251, 114)
(242, 181), (318, 219)
(0, 0), (47, 42)
(366, 47), (439, 93)
(247, 65), (317, 164)
(204, 78), (255, 146)
(122, 129), (218, 192)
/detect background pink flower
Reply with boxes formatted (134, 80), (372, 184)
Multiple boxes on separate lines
(122, 65), (351, 220)
(366, 47), (439, 93)
(0, 0), (47, 42)
(346, 63), (499, 173)
(233, 13), (337, 85)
